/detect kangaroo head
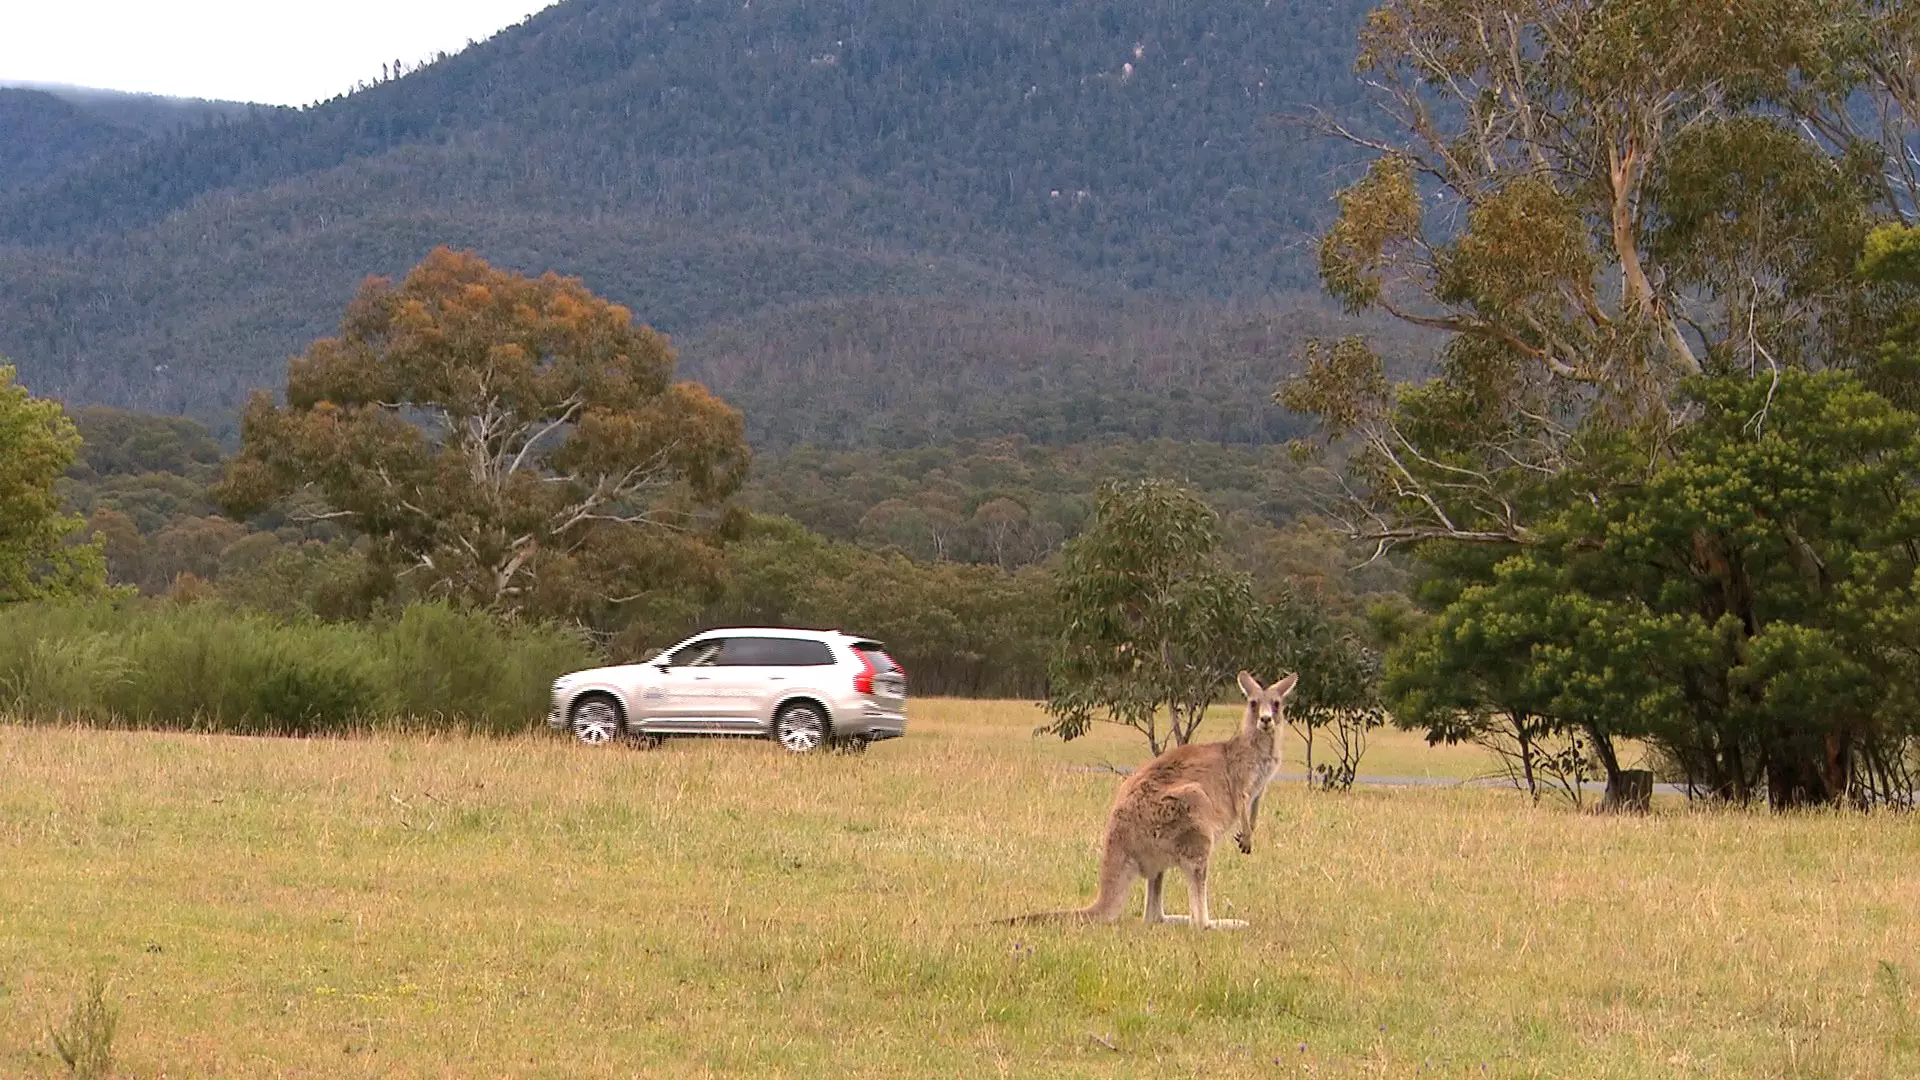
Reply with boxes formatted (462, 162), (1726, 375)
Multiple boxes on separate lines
(1237, 671), (1299, 735)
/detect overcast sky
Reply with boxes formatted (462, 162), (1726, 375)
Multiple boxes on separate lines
(0, 0), (562, 106)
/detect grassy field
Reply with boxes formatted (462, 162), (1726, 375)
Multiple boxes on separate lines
(3, 701), (1918, 1079)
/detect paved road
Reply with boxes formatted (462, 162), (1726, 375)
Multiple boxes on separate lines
(1074, 765), (1691, 797)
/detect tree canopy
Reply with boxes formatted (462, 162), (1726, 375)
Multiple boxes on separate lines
(1043, 479), (1275, 754)
(1288, 0), (1920, 807)
(0, 363), (105, 602)
(218, 248), (749, 617)
(1041, 478), (1381, 756)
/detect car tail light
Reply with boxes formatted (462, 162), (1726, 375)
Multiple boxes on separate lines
(853, 649), (875, 695)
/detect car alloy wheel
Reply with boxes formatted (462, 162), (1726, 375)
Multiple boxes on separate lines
(775, 703), (827, 753)
(570, 695), (621, 746)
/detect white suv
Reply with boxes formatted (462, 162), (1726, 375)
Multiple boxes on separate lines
(547, 628), (907, 753)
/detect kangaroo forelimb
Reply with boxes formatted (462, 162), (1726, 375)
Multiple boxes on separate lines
(1235, 791), (1262, 854)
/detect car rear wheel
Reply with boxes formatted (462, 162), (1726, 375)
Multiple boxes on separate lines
(568, 693), (623, 746)
(773, 702), (828, 754)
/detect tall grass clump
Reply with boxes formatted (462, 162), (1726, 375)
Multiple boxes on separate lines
(48, 972), (117, 1080)
(0, 603), (130, 719)
(110, 604), (383, 733)
(0, 598), (599, 735)
(381, 602), (598, 735)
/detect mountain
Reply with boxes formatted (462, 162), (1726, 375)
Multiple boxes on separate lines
(17, 84), (260, 138)
(0, 89), (145, 192)
(0, 0), (1386, 446)
(0, 85), (257, 192)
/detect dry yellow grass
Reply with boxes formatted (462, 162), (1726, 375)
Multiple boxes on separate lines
(2, 700), (1917, 1078)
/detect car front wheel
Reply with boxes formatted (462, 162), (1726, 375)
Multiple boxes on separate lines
(773, 702), (828, 754)
(568, 693), (623, 746)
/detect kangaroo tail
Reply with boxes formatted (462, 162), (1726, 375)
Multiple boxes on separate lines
(994, 908), (1095, 926)
(996, 843), (1136, 926)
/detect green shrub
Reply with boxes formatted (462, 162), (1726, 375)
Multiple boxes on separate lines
(1, 634), (132, 721)
(379, 602), (596, 735)
(0, 599), (599, 735)
(232, 637), (381, 735)
(0, 601), (129, 721)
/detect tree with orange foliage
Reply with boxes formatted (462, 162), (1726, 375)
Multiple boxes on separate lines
(218, 247), (750, 616)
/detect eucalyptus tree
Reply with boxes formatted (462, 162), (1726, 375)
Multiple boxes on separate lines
(219, 248), (750, 617)
(1042, 479), (1382, 763)
(1291, 0), (1885, 547)
(1287, 0), (1920, 806)
(1042, 480), (1274, 754)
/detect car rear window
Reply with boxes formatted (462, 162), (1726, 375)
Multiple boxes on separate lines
(853, 642), (899, 674)
(713, 637), (835, 667)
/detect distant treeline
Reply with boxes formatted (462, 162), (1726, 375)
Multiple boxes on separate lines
(685, 296), (1434, 452)
(50, 405), (1403, 705)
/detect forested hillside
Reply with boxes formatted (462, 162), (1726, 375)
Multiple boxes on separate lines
(684, 295), (1432, 450)
(0, 90), (144, 192)
(0, 86), (256, 192)
(0, 0), (1382, 429)
(21, 84), (260, 137)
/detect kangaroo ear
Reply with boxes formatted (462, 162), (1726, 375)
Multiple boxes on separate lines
(1237, 671), (1263, 699)
(1270, 672), (1300, 698)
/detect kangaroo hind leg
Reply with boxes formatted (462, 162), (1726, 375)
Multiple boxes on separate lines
(1143, 871), (1169, 924)
(1183, 855), (1247, 931)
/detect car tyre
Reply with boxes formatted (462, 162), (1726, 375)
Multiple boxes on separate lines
(568, 693), (623, 747)
(773, 702), (829, 754)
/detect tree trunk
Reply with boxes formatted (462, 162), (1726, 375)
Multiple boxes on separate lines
(1602, 769), (1654, 814)
(1823, 731), (1861, 809)
(1584, 722), (1629, 805)
(1171, 699), (1205, 747)
(1516, 713), (1538, 802)
(1766, 748), (1836, 810)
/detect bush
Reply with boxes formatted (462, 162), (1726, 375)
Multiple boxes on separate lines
(0, 598), (598, 735)
(382, 603), (596, 735)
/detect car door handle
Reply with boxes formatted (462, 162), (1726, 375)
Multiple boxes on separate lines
(693, 675), (712, 681)
(768, 676), (785, 682)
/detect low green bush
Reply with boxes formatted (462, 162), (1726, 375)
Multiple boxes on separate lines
(0, 599), (598, 735)
(381, 602), (594, 735)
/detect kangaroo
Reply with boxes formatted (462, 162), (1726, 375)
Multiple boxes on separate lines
(1002, 671), (1298, 930)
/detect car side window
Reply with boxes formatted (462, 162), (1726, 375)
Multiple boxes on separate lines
(712, 638), (773, 666)
(774, 639), (834, 666)
(667, 640), (725, 668)
(712, 637), (835, 666)
(783, 638), (837, 664)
